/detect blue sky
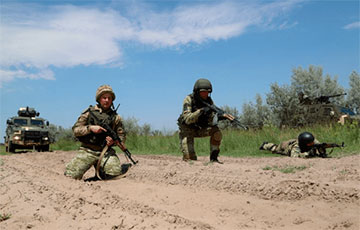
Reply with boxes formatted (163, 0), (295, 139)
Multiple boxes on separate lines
(0, 0), (359, 138)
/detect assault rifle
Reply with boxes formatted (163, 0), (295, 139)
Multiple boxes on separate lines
(314, 93), (347, 104)
(200, 100), (248, 130)
(312, 142), (345, 158)
(88, 106), (138, 165)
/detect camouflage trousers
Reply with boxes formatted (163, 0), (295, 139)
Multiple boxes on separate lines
(179, 124), (222, 160)
(262, 139), (297, 156)
(64, 147), (122, 180)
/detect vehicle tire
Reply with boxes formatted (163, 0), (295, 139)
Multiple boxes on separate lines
(8, 141), (15, 153)
(42, 145), (50, 152)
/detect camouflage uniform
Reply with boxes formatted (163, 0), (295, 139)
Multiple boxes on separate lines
(177, 94), (223, 161)
(261, 138), (321, 158)
(64, 86), (126, 180)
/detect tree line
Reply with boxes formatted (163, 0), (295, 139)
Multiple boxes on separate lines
(234, 65), (359, 128)
(50, 65), (360, 141)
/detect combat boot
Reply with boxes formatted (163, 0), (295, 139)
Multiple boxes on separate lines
(210, 150), (223, 164)
(189, 154), (197, 161)
(259, 142), (268, 150)
(183, 154), (191, 161)
(183, 154), (197, 161)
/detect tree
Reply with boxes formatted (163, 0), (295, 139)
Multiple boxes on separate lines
(48, 125), (74, 142)
(291, 65), (323, 96)
(122, 117), (141, 135)
(240, 94), (270, 129)
(254, 94), (270, 127)
(347, 71), (360, 114)
(240, 102), (257, 128)
(140, 123), (152, 136)
(266, 83), (300, 127)
(218, 105), (241, 129)
(291, 65), (345, 104)
(264, 65), (347, 127)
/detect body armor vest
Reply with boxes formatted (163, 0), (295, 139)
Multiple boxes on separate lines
(77, 106), (117, 146)
(178, 93), (214, 128)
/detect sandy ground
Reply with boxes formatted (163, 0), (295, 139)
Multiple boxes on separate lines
(0, 150), (359, 230)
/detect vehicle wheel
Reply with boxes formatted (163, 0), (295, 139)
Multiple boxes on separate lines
(42, 145), (50, 152)
(8, 141), (15, 153)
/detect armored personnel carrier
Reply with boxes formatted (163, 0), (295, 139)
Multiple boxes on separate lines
(299, 93), (360, 125)
(5, 107), (50, 152)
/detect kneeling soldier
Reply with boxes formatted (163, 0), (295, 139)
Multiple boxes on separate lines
(64, 85), (129, 180)
(177, 78), (234, 163)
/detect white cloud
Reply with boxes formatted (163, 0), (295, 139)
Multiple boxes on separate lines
(0, 68), (55, 87)
(0, 1), (301, 85)
(343, 21), (360, 30)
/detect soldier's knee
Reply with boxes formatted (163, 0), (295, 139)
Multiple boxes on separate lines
(102, 154), (122, 176)
(64, 151), (95, 180)
(64, 167), (84, 180)
(103, 166), (122, 177)
(210, 130), (222, 145)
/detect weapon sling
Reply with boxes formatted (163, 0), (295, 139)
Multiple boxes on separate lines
(96, 145), (109, 179)
(87, 106), (137, 180)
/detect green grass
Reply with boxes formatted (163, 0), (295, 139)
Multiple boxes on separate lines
(0, 213), (11, 222)
(0, 146), (10, 156)
(50, 139), (81, 151)
(4, 123), (359, 158)
(262, 164), (308, 174)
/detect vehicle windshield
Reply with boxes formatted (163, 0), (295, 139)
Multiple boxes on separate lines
(14, 119), (28, 125)
(31, 119), (44, 126)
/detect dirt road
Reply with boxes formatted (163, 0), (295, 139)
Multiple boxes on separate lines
(0, 151), (359, 229)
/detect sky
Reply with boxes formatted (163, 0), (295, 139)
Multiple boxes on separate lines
(0, 0), (359, 138)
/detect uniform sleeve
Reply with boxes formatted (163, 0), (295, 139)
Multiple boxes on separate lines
(290, 140), (320, 158)
(290, 145), (303, 158)
(72, 110), (91, 137)
(114, 115), (126, 143)
(181, 96), (202, 125)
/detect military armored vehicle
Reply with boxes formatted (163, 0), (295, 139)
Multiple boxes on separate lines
(5, 107), (50, 152)
(299, 93), (360, 125)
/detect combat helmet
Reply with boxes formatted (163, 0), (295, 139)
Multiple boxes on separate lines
(298, 132), (315, 152)
(95, 85), (116, 103)
(193, 78), (212, 93)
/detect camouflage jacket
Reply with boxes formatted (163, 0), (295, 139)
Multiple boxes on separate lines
(282, 138), (321, 158)
(72, 104), (125, 151)
(177, 94), (217, 128)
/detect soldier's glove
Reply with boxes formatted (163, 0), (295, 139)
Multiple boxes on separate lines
(308, 148), (318, 157)
(317, 147), (327, 158)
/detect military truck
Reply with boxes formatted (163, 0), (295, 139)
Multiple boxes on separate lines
(299, 93), (360, 125)
(5, 107), (50, 152)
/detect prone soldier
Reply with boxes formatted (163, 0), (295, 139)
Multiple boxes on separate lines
(259, 132), (322, 158)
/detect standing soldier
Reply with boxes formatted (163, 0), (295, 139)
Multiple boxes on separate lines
(177, 78), (234, 163)
(259, 131), (322, 158)
(64, 85), (130, 180)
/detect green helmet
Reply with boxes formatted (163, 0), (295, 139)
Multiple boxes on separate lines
(193, 78), (212, 93)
